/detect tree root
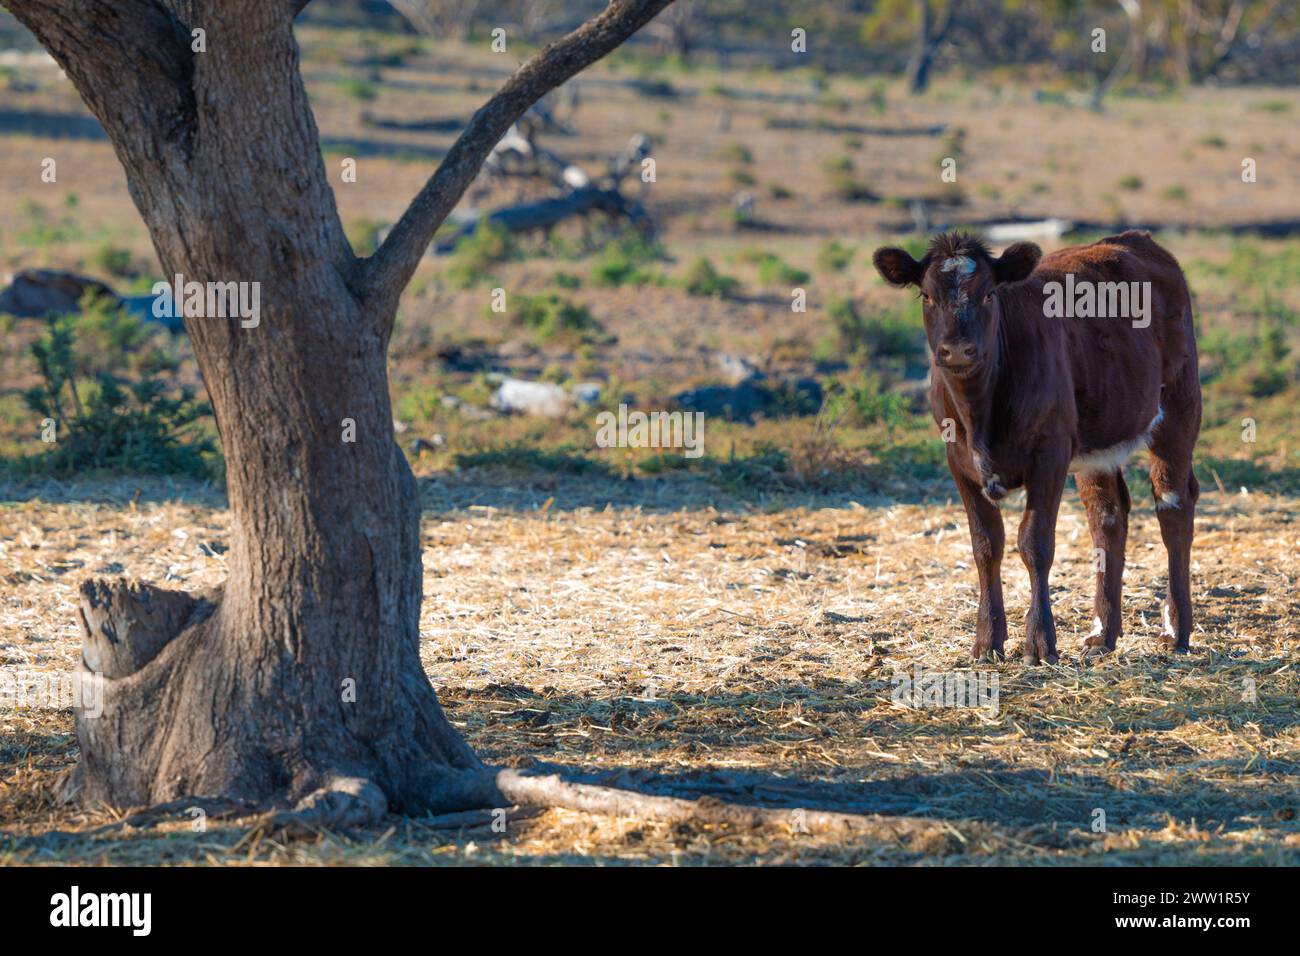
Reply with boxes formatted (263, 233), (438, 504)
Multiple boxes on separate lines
(490, 769), (944, 840)
(259, 776), (389, 837)
(38, 767), (951, 846)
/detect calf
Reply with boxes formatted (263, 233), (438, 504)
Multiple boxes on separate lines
(873, 231), (1201, 663)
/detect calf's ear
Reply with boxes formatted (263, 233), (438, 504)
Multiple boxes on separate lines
(993, 242), (1041, 284)
(873, 247), (925, 287)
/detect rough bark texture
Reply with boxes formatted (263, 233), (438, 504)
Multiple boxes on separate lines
(5, 0), (673, 820)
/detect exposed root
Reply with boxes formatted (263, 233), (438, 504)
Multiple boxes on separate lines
(260, 776), (388, 837)
(420, 805), (544, 831)
(28, 767), (959, 848)
(491, 768), (949, 839)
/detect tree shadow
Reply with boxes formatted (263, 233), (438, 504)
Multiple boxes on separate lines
(446, 672), (1300, 835)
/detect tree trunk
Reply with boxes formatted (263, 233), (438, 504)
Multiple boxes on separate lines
(13, 6), (476, 815)
(906, 0), (955, 95)
(6, 0), (676, 825)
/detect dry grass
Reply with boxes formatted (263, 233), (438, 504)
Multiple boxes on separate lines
(2, 472), (1297, 865)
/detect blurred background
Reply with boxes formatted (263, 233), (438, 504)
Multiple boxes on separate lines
(1, 0), (1297, 494)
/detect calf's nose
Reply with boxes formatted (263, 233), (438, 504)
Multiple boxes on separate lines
(937, 341), (977, 365)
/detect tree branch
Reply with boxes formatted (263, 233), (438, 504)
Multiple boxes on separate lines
(362, 0), (674, 315)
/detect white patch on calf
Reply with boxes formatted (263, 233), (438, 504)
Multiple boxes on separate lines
(1070, 405), (1164, 475)
(941, 256), (976, 308)
(1156, 491), (1181, 510)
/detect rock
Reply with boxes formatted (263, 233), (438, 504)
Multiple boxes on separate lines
(0, 269), (187, 333)
(675, 377), (823, 424)
(490, 377), (571, 418)
(572, 381), (602, 405)
(714, 353), (762, 385)
(674, 381), (769, 424)
(0, 269), (116, 317)
(497, 339), (537, 360)
(440, 395), (496, 420)
(121, 293), (184, 333)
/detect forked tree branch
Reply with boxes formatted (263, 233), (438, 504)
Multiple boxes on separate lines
(362, 0), (674, 315)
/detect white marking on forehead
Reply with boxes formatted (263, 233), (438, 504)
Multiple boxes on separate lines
(938, 256), (977, 308)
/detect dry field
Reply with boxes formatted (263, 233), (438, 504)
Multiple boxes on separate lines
(1, 23), (1299, 865)
(2, 472), (1298, 865)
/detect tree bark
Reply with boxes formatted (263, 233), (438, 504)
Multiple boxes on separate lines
(5, 0), (673, 822)
(906, 0), (956, 95)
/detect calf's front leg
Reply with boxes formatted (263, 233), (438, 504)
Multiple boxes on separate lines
(1018, 443), (1070, 664)
(952, 460), (1008, 661)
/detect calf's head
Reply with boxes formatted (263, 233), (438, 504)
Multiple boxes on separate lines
(872, 233), (1040, 375)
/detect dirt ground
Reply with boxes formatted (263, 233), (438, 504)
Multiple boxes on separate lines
(2, 473), (1297, 865)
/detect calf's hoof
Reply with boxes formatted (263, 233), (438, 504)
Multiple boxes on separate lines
(1157, 636), (1191, 654)
(1021, 648), (1060, 666)
(1081, 642), (1113, 660)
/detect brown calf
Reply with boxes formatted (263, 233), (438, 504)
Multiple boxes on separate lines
(873, 231), (1201, 663)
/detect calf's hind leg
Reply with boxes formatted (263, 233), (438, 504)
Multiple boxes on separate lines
(1076, 469), (1130, 657)
(1148, 375), (1201, 653)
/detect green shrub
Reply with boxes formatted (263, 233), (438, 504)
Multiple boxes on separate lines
(817, 239), (854, 273)
(446, 221), (519, 288)
(717, 143), (753, 164)
(820, 373), (918, 439)
(828, 297), (925, 360)
(682, 258), (741, 299)
(340, 77), (377, 102)
(509, 293), (603, 344)
(21, 316), (214, 476)
(455, 443), (613, 476)
(89, 242), (136, 279)
(755, 254), (809, 287)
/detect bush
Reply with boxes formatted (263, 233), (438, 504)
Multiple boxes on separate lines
(446, 222), (519, 288)
(682, 258), (741, 299)
(22, 316), (215, 476)
(340, 77), (377, 102)
(823, 373), (914, 435)
(817, 239), (854, 273)
(755, 254), (810, 287)
(89, 242), (136, 279)
(509, 293), (603, 344)
(828, 297), (925, 360)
